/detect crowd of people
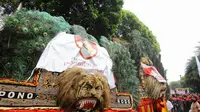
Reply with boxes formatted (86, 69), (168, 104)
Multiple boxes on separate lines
(167, 94), (200, 112)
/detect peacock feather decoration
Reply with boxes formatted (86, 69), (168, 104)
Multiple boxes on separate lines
(0, 9), (99, 80)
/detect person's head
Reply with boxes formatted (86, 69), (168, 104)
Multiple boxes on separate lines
(191, 95), (198, 102)
(183, 95), (187, 100)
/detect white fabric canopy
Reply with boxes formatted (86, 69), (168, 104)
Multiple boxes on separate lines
(34, 32), (116, 89)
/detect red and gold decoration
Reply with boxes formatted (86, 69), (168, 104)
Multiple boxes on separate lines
(153, 97), (168, 112)
(137, 98), (154, 112)
(0, 68), (135, 112)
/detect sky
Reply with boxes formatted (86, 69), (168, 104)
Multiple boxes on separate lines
(123, 0), (200, 83)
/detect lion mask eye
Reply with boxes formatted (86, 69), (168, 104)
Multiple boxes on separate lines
(95, 86), (102, 90)
(84, 83), (93, 90)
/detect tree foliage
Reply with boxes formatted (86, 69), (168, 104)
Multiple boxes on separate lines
(117, 10), (160, 52)
(20, 0), (123, 37)
(181, 43), (200, 93)
(115, 10), (165, 77)
(169, 81), (182, 90)
(99, 36), (140, 107)
(0, 0), (20, 14)
(184, 56), (200, 93)
(126, 30), (165, 77)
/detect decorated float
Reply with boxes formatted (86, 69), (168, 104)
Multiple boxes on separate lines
(0, 7), (167, 112)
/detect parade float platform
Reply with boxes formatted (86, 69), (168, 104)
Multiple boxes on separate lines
(0, 69), (135, 112)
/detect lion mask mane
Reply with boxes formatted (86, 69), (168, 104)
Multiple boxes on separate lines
(140, 57), (167, 99)
(56, 68), (110, 112)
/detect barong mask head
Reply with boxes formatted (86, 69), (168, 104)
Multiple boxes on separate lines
(140, 57), (167, 99)
(56, 68), (110, 111)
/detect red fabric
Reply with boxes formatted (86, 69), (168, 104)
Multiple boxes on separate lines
(142, 67), (153, 76)
(138, 98), (153, 106)
(137, 107), (142, 112)
(141, 63), (166, 82)
(150, 103), (153, 112)
(154, 98), (168, 112)
(137, 98), (154, 112)
(171, 97), (177, 100)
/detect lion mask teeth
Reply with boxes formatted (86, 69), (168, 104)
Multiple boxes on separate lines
(78, 99), (97, 110)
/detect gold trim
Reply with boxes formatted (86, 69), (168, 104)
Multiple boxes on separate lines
(0, 79), (35, 86)
(0, 71), (41, 86)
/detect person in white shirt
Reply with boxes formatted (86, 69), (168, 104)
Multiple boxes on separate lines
(189, 95), (200, 112)
(167, 100), (173, 112)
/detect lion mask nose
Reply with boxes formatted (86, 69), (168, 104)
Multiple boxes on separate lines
(90, 89), (96, 96)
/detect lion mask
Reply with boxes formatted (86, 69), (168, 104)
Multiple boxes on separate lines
(56, 68), (110, 112)
(140, 57), (167, 99)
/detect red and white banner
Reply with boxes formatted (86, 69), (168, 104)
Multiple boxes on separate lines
(141, 62), (166, 83)
(175, 88), (190, 95)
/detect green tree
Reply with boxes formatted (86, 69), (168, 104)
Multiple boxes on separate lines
(21, 0), (123, 37)
(0, 0), (20, 14)
(99, 36), (140, 107)
(184, 56), (200, 93)
(180, 76), (187, 88)
(117, 10), (160, 52)
(115, 10), (165, 76)
(169, 81), (182, 90)
(178, 43), (200, 93)
(127, 30), (165, 76)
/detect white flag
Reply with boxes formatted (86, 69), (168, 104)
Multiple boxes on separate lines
(195, 56), (200, 77)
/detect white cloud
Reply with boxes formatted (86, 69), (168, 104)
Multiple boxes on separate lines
(123, 0), (200, 82)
